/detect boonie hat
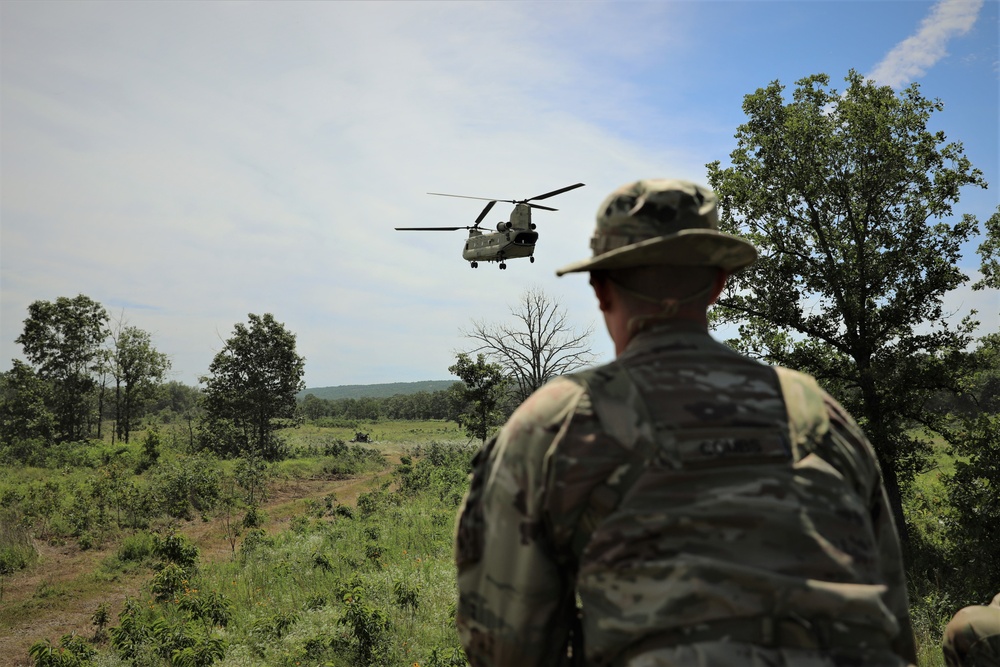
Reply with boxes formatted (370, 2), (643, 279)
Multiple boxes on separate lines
(555, 178), (757, 276)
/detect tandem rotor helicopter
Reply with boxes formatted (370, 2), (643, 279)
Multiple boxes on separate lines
(395, 183), (585, 269)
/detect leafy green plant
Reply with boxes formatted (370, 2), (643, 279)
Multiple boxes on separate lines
(339, 586), (391, 663)
(392, 579), (420, 612)
(155, 532), (199, 568)
(179, 589), (233, 628)
(91, 602), (111, 642)
(149, 562), (187, 601)
(28, 633), (96, 667)
(116, 531), (158, 564)
(109, 598), (153, 662)
(0, 508), (38, 586)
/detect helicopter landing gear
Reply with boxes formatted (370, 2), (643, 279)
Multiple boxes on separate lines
(499, 262), (507, 270)
(471, 261), (478, 268)
(530, 256), (535, 263)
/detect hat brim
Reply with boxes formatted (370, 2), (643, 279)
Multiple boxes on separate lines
(555, 229), (757, 276)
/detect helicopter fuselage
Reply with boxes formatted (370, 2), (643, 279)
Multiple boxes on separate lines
(462, 203), (538, 264)
(395, 183), (583, 269)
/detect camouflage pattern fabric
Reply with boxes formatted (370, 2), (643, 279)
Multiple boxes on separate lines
(943, 593), (1000, 667)
(455, 321), (916, 666)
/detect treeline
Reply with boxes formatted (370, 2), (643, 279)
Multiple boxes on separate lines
(299, 387), (459, 422)
(0, 294), (476, 467)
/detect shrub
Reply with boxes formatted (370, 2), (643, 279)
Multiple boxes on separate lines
(149, 562), (187, 601)
(339, 587), (391, 663)
(28, 633), (96, 667)
(154, 532), (199, 568)
(0, 509), (38, 575)
(117, 531), (158, 564)
(148, 455), (221, 520)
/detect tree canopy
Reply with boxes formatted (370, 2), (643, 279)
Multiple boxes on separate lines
(706, 70), (988, 545)
(448, 353), (507, 444)
(15, 295), (109, 442)
(109, 320), (172, 443)
(200, 313), (305, 460)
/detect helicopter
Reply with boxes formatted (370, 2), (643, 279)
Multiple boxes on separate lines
(395, 183), (585, 269)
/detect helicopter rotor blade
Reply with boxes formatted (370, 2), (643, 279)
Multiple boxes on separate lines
(524, 203), (558, 212)
(474, 200), (497, 225)
(527, 182), (586, 202)
(427, 192), (498, 203)
(395, 226), (469, 231)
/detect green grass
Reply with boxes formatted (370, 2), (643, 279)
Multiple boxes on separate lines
(283, 420), (467, 449)
(62, 443), (474, 666)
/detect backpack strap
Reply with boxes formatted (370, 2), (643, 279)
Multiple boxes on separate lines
(564, 364), (664, 559)
(772, 366), (830, 461)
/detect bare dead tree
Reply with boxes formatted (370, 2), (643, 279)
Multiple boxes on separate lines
(464, 286), (596, 403)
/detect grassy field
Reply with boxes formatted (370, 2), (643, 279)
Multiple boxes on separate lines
(0, 420), (971, 666)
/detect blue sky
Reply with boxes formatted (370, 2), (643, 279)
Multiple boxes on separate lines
(2, 0), (997, 388)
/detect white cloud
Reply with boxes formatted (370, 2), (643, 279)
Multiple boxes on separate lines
(0, 2), (683, 386)
(867, 0), (984, 88)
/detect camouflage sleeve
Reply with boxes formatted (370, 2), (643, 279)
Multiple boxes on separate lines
(824, 394), (918, 665)
(454, 378), (586, 667)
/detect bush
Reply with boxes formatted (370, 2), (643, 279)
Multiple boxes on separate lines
(148, 455), (221, 520)
(339, 587), (391, 663)
(29, 633), (96, 667)
(155, 532), (199, 568)
(0, 509), (38, 574)
(117, 531), (158, 564)
(149, 562), (187, 601)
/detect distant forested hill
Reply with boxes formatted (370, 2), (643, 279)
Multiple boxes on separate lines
(297, 380), (456, 401)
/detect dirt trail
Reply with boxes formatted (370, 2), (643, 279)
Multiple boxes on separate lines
(0, 471), (387, 666)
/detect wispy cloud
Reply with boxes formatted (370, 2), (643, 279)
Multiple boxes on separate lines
(868, 0), (984, 88)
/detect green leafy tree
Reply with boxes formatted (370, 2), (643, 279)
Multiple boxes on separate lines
(109, 322), (171, 443)
(941, 333), (1000, 599)
(0, 360), (56, 461)
(705, 70), (988, 545)
(449, 353), (507, 443)
(15, 294), (109, 442)
(200, 313), (305, 460)
(973, 206), (1000, 291)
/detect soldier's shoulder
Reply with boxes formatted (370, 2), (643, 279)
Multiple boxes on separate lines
(508, 376), (589, 430)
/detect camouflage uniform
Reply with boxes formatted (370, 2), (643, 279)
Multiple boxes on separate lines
(943, 593), (1000, 667)
(454, 179), (916, 667)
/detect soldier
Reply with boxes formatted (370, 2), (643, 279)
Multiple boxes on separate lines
(454, 179), (917, 666)
(943, 593), (1000, 667)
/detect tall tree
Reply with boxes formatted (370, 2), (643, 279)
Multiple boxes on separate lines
(705, 70), (988, 546)
(200, 313), (305, 460)
(0, 360), (56, 461)
(448, 353), (507, 444)
(464, 286), (595, 403)
(109, 322), (171, 443)
(15, 295), (109, 442)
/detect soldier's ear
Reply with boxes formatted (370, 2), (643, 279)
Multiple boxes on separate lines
(707, 269), (728, 305)
(589, 272), (613, 312)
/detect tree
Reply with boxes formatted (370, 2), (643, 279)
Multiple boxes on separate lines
(15, 295), (109, 442)
(705, 70), (988, 547)
(464, 286), (595, 403)
(108, 322), (171, 443)
(973, 206), (1000, 291)
(448, 353), (507, 443)
(941, 333), (1000, 599)
(0, 360), (55, 462)
(200, 313), (305, 460)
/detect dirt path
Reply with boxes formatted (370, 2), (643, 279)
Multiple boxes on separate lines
(0, 470), (388, 666)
